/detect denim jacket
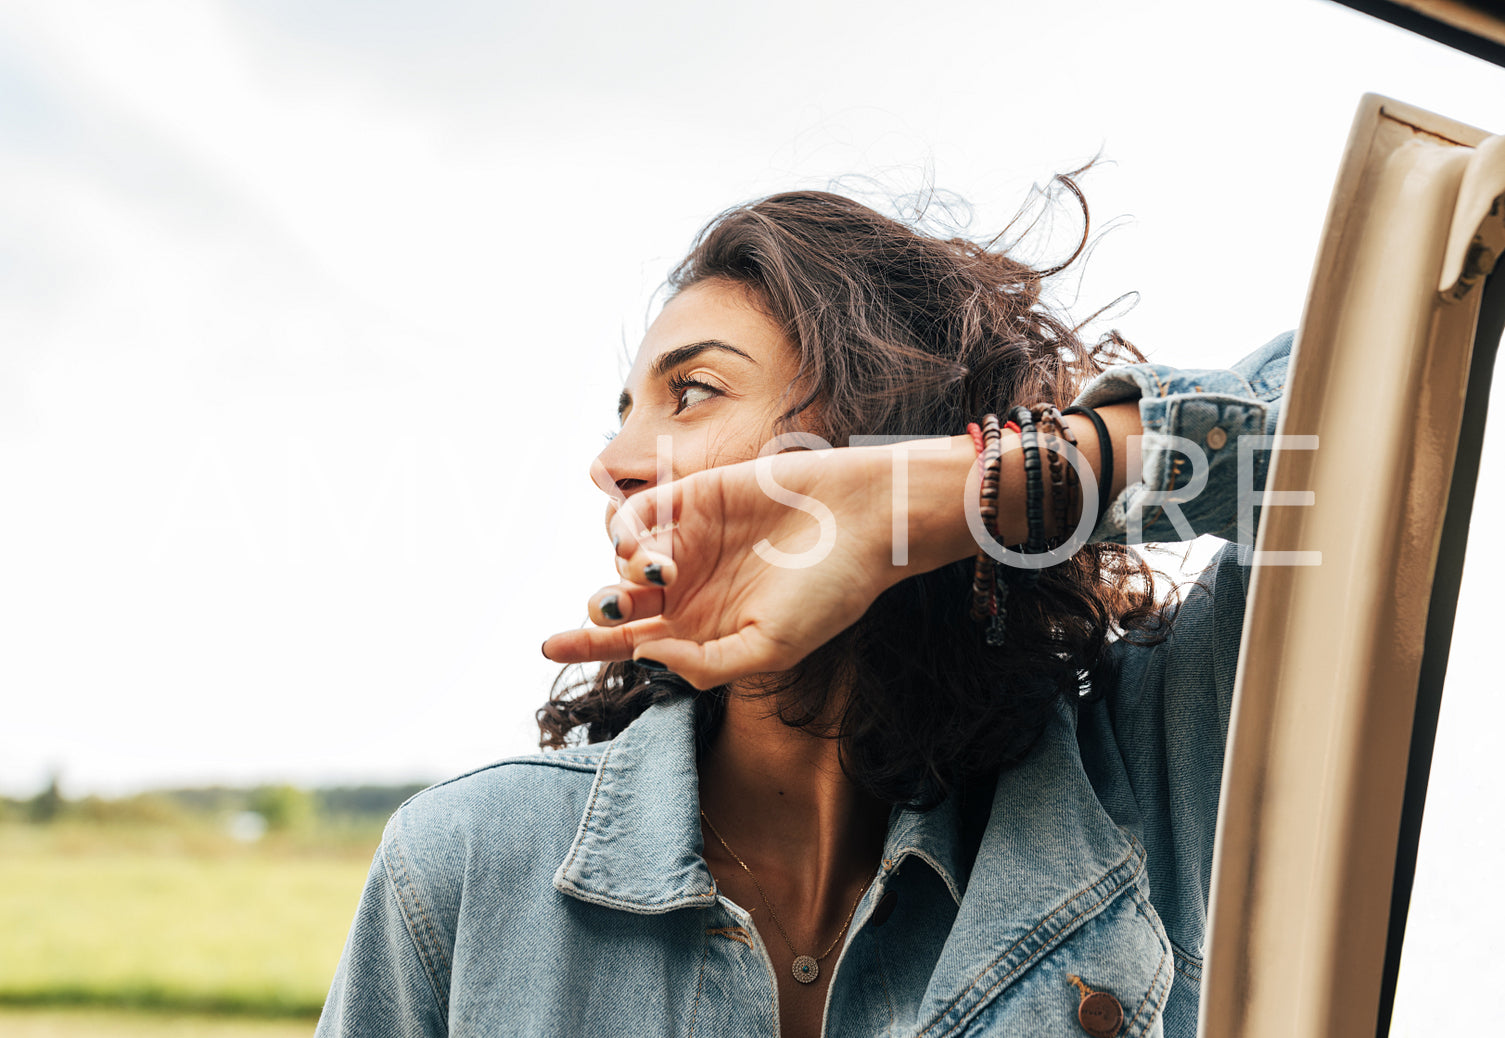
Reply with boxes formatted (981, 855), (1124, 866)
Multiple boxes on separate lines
(317, 332), (1294, 1038)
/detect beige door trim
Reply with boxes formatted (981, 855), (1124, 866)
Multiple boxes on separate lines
(1200, 94), (1505, 1038)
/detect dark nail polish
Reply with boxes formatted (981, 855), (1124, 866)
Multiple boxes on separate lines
(540, 639), (552, 659)
(644, 562), (666, 586)
(635, 657), (668, 672)
(601, 595), (622, 621)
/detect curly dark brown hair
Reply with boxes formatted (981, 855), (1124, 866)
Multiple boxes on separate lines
(538, 176), (1170, 809)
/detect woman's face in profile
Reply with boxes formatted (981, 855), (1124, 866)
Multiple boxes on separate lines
(596, 278), (802, 502)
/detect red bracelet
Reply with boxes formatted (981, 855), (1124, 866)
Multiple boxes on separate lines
(966, 422), (984, 455)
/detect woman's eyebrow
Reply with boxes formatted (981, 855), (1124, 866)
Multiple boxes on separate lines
(647, 339), (756, 379)
(618, 340), (757, 421)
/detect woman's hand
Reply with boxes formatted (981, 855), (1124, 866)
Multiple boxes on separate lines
(540, 437), (979, 690)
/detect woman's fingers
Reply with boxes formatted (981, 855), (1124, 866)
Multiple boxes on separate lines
(543, 615), (806, 689)
(615, 548), (677, 588)
(609, 513), (680, 586)
(541, 617), (673, 664)
(608, 482), (682, 560)
(588, 584), (665, 626)
(631, 626), (795, 691)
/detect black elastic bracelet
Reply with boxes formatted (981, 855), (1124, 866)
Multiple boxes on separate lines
(1062, 405), (1113, 533)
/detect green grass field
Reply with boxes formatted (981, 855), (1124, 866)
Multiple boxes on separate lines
(0, 1007), (318, 1037)
(0, 822), (376, 1024)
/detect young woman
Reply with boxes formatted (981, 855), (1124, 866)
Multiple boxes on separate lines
(317, 186), (1290, 1038)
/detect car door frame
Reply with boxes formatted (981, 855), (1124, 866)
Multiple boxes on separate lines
(1199, 92), (1505, 1038)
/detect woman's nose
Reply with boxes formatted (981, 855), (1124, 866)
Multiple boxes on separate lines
(593, 428), (656, 499)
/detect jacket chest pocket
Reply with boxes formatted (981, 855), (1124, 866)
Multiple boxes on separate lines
(944, 888), (1173, 1038)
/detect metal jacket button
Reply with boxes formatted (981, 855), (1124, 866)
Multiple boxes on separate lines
(1069, 975), (1123, 1038)
(870, 888), (898, 926)
(1078, 990), (1123, 1037)
(1206, 425), (1228, 450)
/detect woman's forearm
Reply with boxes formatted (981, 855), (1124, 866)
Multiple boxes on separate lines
(548, 400), (1146, 680)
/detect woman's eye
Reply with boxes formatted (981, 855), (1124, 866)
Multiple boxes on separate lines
(672, 380), (719, 414)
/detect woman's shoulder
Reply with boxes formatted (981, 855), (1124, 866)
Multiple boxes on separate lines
(377, 744), (608, 904)
(390, 743), (606, 837)
(402, 743), (605, 808)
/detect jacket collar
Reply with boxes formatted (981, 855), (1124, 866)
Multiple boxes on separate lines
(551, 693), (719, 913)
(550, 690), (1141, 1007)
(883, 784), (967, 905)
(551, 693), (973, 914)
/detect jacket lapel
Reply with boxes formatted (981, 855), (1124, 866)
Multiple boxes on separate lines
(551, 695), (719, 913)
(917, 703), (1146, 1034)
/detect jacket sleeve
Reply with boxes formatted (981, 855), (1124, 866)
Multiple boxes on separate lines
(1071, 330), (1293, 544)
(1072, 332), (1294, 1027)
(1076, 539), (1254, 1037)
(315, 823), (449, 1037)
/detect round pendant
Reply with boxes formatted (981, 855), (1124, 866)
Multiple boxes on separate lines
(792, 955), (819, 984)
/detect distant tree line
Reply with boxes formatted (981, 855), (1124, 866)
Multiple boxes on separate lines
(0, 777), (431, 828)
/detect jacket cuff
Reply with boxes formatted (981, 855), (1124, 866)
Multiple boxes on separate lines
(1072, 363), (1270, 544)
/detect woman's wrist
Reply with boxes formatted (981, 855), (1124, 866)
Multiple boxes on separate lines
(891, 434), (986, 576)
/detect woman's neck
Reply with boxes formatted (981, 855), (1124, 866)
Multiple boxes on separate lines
(696, 678), (891, 915)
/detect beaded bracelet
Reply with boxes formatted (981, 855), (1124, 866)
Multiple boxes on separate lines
(983, 415), (1015, 644)
(1033, 405), (1080, 548)
(1006, 405), (1045, 590)
(1037, 409), (1067, 546)
(973, 404), (1081, 643)
(967, 416), (1003, 624)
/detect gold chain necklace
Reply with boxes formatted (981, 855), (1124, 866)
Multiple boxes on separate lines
(699, 808), (873, 985)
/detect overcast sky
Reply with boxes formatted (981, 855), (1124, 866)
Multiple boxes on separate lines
(2, 0), (1502, 776)
(3, 1), (1504, 1029)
